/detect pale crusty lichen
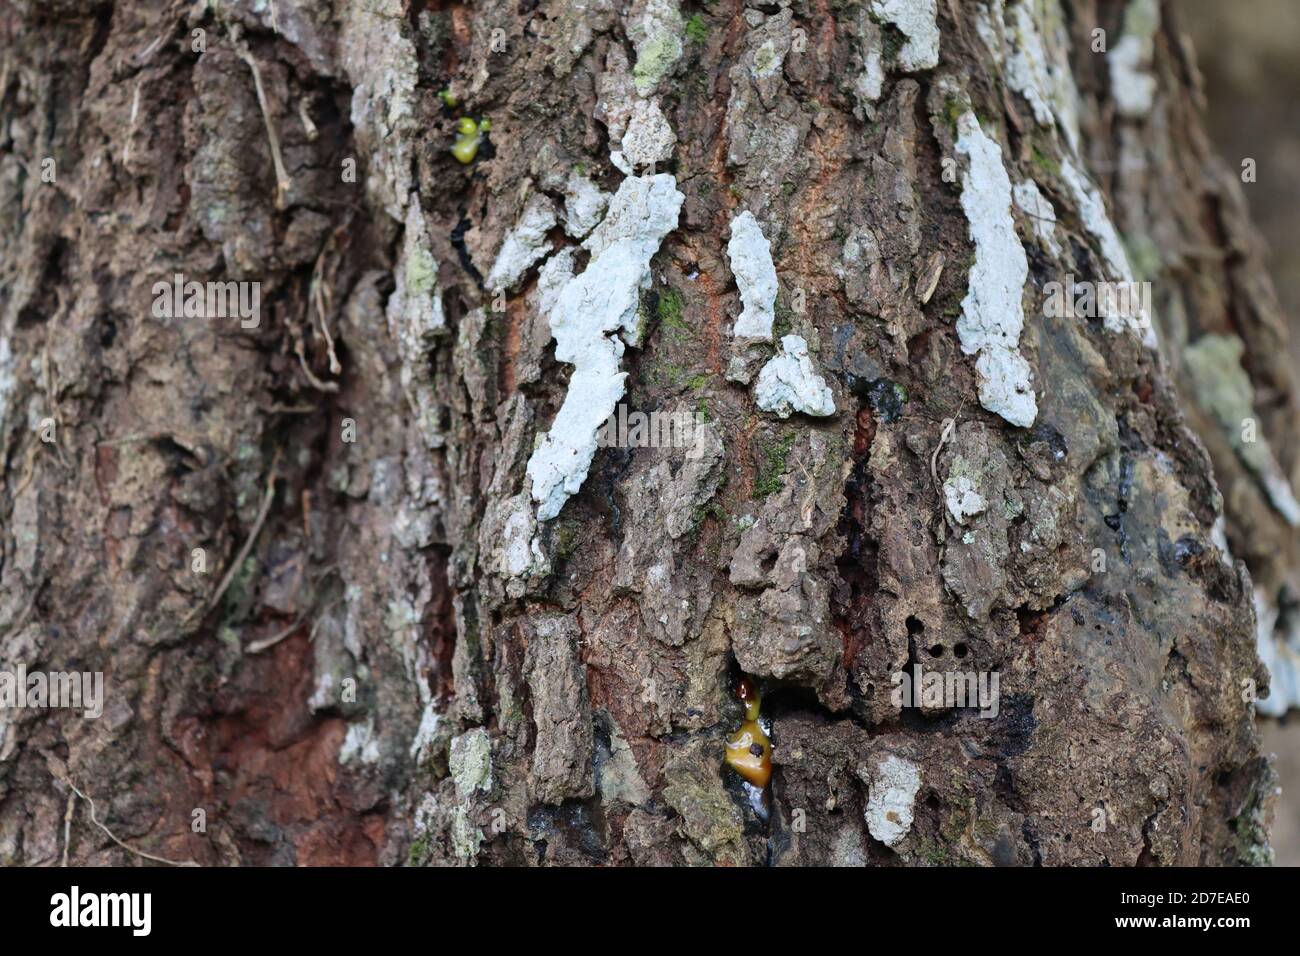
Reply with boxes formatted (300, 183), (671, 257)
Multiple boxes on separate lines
(621, 98), (678, 169)
(386, 199), (447, 448)
(1058, 157), (1156, 347)
(449, 727), (493, 799)
(338, 0), (420, 222)
(1005, 1), (1055, 127)
(526, 174), (684, 521)
(1184, 333), (1300, 526)
(1012, 178), (1062, 256)
(727, 210), (778, 340)
(1254, 588), (1300, 716)
(870, 0), (940, 72)
(562, 172), (611, 239)
(754, 335), (836, 418)
(486, 195), (558, 293)
(863, 754), (922, 847)
(1002, 0), (1082, 151)
(944, 472), (987, 524)
(973, 0), (1005, 65)
(628, 0), (684, 95)
(954, 110), (1037, 428)
(1109, 0), (1160, 118)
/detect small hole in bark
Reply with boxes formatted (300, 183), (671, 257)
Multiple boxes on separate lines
(953, 643), (968, 659)
(906, 615), (925, 636)
(928, 644), (944, 658)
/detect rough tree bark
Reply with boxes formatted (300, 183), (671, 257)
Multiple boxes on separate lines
(0, 0), (1292, 866)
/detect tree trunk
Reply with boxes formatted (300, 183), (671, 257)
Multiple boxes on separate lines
(0, 0), (1289, 866)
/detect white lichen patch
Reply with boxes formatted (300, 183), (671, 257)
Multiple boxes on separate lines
(1005, 1), (1054, 127)
(596, 46), (637, 145)
(526, 175), (684, 521)
(954, 111), (1037, 428)
(0, 337), (14, 432)
(449, 727), (493, 799)
(1012, 179), (1062, 256)
(339, 0), (420, 221)
(870, 0), (940, 72)
(755, 335), (836, 418)
(854, 53), (886, 106)
(629, 0), (684, 95)
(864, 755), (921, 847)
(388, 200), (446, 344)
(450, 805), (483, 862)
(1001, 0), (1082, 152)
(1059, 159), (1130, 282)
(340, 718), (381, 765)
(584, 173), (684, 264)
(1059, 158), (1155, 346)
(1184, 334), (1300, 527)
(563, 172), (610, 240)
(501, 496), (549, 579)
(974, 0), (1005, 65)
(486, 195), (558, 293)
(621, 98), (678, 169)
(727, 210), (778, 340)
(536, 247), (576, 317)
(1254, 588), (1300, 717)
(750, 36), (787, 79)
(386, 199), (447, 447)
(944, 474), (987, 524)
(1109, 0), (1159, 118)
(409, 702), (442, 762)
(850, 12), (886, 116)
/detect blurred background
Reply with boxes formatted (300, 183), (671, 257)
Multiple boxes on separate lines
(1184, 0), (1300, 865)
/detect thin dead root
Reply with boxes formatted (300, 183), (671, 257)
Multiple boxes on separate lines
(62, 791), (75, 866)
(930, 416), (957, 491)
(64, 781), (198, 867)
(311, 236), (343, 375)
(186, 449), (282, 627)
(232, 28), (291, 209)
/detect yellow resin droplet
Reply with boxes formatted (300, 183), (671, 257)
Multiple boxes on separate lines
(725, 677), (771, 788)
(451, 134), (480, 164)
(725, 720), (772, 788)
(451, 119), (489, 165)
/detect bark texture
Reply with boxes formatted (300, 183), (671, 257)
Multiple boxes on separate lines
(0, 0), (1291, 866)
